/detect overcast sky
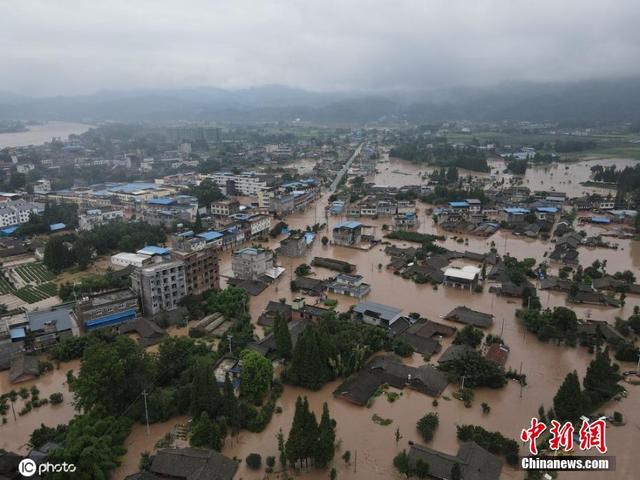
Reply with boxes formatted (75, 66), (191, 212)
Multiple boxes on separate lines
(2, 0), (640, 96)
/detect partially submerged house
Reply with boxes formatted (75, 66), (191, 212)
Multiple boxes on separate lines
(326, 274), (371, 298)
(408, 441), (502, 480)
(124, 447), (239, 480)
(9, 353), (40, 383)
(351, 300), (403, 328)
(333, 353), (449, 406)
(443, 306), (494, 328)
(443, 266), (481, 290)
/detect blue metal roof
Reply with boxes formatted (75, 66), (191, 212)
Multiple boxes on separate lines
(304, 232), (316, 245)
(85, 309), (137, 330)
(148, 197), (176, 205)
(0, 226), (18, 236)
(49, 223), (66, 231)
(334, 220), (362, 229)
(536, 207), (558, 213)
(591, 217), (611, 224)
(10, 327), (26, 340)
(108, 182), (159, 193)
(448, 201), (469, 208)
(197, 231), (223, 242)
(137, 246), (170, 256)
(503, 207), (530, 214)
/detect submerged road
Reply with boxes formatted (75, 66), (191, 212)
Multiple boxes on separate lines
(330, 142), (364, 192)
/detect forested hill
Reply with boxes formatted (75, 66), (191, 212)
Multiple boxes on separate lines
(1, 78), (640, 125)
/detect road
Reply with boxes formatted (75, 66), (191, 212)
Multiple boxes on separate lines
(330, 142), (364, 192)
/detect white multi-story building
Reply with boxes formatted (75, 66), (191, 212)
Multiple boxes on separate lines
(33, 179), (52, 194)
(131, 260), (187, 316)
(78, 209), (125, 231)
(0, 200), (44, 228)
(204, 172), (272, 196)
(231, 247), (274, 280)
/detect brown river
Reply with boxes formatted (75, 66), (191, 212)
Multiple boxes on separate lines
(1, 154), (638, 479)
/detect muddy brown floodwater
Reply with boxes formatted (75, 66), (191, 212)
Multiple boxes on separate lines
(2, 154), (638, 480)
(0, 359), (79, 454)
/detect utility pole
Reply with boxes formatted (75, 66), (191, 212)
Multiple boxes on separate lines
(354, 449), (357, 473)
(461, 375), (465, 390)
(142, 390), (150, 435)
(519, 361), (524, 399)
(227, 335), (233, 355)
(500, 318), (504, 337)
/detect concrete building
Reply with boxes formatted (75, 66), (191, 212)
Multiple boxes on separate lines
(78, 208), (125, 231)
(326, 274), (371, 298)
(0, 200), (44, 228)
(33, 179), (52, 194)
(74, 289), (140, 331)
(332, 220), (362, 246)
(131, 261), (187, 316)
(111, 252), (153, 268)
(170, 242), (220, 296)
(443, 266), (481, 290)
(278, 232), (307, 257)
(352, 300), (403, 328)
(204, 172), (272, 196)
(210, 199), (240, 217)
(231, 247), (274, 280)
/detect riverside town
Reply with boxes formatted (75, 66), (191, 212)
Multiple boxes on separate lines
(1, 1), (640, 479)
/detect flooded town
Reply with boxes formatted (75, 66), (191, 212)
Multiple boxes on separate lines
(2, 2), (640, 480)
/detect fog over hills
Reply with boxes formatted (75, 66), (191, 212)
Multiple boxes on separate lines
(1, 78), (639, 125)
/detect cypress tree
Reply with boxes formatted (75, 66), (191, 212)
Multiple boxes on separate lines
(583, 349), (622, 408)
(553, 371), (586, 423)
(190, 412), (223, 450)
(190, 357), (221, 418)
(288, 328), (331, 389)
(302, 397), (318, 468)
(314, 402), (336, 468)
(286, 396), (306, 468)
(193, 210), (203, 233)
(221, 373), (240, 428)
(274, 314), (293, 360)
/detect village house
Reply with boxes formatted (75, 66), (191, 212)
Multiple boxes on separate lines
(326, 273), (371, 298)
(332, 220), (363, 246)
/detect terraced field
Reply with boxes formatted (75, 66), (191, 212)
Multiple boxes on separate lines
(0, 274), (16, 294)
(13, 282), (59, 304)
(14, 262), (55, 284)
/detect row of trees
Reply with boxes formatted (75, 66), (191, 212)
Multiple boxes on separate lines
(285, 397), (336, 469)
(43, 221), (166, 272)
(285, 312), (398, 390)
(390, 140), (490, 173)
(553, 349), (624, 423)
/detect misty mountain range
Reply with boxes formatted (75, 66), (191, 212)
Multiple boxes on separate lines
(1, 78), (640, 125)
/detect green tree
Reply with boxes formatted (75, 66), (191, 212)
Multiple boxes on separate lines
(452, 325), (484, 348)
(190, 356), (221, 418)
(416, 412), (439, 442)
(221, 373), (240, 428)
(393, 450), (413, 477)
(70, 335), (154, 415)
(287, 327), (332, 390)
(190, 412), (223, 450)
(583, 349), (623, 408)
(274, 314), (293, 360)
(44, 236), (74, 273)
(193, 210), (204, 233)
(73, 237), (93, 270)
(240, 350), (273, 404)
(286, 396), (306, 467)
(553, 371), (587, 423)
(277, 428), (287, 468)
(314, 402), (336, 468)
